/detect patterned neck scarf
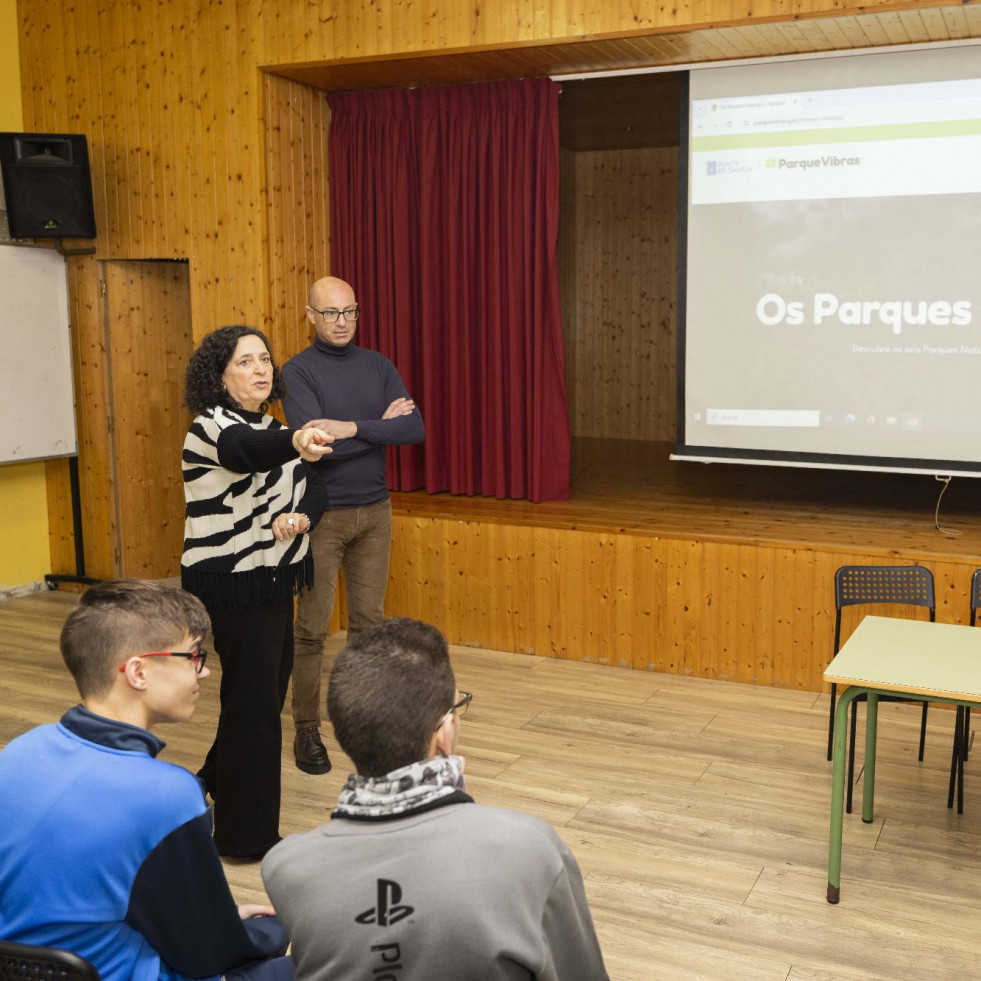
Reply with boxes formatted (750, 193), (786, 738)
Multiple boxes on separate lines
(333, 754), (467, 820)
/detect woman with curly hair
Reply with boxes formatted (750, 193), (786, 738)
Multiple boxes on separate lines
(182, 325), (332, 859)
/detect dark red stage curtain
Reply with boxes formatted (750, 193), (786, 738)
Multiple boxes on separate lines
(327, 78), (570, 502)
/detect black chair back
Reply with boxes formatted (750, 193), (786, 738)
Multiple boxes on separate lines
(0, 941), (100, 981)
(970, 568), (981, 628)
(833, 564), (936, 654)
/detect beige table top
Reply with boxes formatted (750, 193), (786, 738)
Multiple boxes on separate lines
(824, 615), (981, 703)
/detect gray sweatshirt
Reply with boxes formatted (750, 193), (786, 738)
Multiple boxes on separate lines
(262, 800), (609, 981)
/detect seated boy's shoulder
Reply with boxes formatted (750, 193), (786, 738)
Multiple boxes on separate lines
(448, 803), (567, 856)
(116, 757), (208, 822)
(146, 756), (206, 793)
(145, 751), (204, 785)
(1, 721), (53, 752)
(0, 724), (56, 781)
(123, 763), (212, 856)
(265, 823), (324, 855)
(2, 730), (207, 852)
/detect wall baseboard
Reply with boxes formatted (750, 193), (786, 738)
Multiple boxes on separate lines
(0, 580), (47, 601)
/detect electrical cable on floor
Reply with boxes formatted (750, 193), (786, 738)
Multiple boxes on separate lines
(934, 475), (962, 538)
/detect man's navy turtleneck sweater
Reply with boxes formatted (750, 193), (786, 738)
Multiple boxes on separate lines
(281, 339), (424, 509)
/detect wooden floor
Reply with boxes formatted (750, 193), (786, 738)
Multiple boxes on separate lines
(3, 591), (981, 980)
(393, 438), (981, 560)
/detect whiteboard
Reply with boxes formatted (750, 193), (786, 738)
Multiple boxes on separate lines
(0, 244), (77, 464)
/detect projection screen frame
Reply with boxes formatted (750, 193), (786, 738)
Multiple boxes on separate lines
(672, 41), (981, 478)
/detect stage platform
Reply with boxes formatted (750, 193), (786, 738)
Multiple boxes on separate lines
(385, 439), (981, 691)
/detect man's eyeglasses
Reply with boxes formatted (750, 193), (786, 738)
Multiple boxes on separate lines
(311, 306), (360, 323)
(120, 649), (209, 674)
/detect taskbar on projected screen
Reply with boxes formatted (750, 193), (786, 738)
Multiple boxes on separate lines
(689, 407), (981, 437)
(692, 408), (945, 431)
(671, 443), (981, 477)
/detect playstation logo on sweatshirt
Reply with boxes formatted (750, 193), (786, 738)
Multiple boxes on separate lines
(356, 879), (414, 926)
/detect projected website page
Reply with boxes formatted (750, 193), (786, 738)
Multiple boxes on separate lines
(683, 46), (981, 470)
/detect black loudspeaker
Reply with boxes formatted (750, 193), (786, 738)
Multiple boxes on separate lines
(0, 133), (96, 239)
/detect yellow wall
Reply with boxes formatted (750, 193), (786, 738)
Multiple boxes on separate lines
(0, 0), (52, 591)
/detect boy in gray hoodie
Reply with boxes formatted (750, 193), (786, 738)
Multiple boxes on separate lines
(262, 617), (608, 981)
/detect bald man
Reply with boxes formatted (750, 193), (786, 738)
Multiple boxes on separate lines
(281, 277), (425, 775)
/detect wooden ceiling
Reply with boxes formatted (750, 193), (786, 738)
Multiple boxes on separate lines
(266, 6), (981, 151)
(266, 5), (981, 97)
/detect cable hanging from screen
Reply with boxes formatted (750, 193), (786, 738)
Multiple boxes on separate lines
(934, 476), (961, 538)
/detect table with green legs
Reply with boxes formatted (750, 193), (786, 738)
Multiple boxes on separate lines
(825, 615), (981, 903)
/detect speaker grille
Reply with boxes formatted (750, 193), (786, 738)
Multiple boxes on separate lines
(22, 175), (83, 230)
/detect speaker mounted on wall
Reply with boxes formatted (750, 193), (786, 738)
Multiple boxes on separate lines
(0, 133), (96, 239)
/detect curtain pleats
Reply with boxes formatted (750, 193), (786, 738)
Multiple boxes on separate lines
(328, 78), (570, 502)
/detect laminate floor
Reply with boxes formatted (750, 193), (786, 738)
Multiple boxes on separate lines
(2, 590), (979, 980)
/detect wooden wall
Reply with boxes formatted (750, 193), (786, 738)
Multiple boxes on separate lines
(387, 513), (976, 692)
(560, 146), (678, 441)
(263, 73), (331, 350)
(20, 0), (976, 346)
(106, 261), (193, 578)
(46, 256), (112, 580)
(47, 259), (192, 581)
(18, 0), (981, 681)
(21, 0), (979, 576)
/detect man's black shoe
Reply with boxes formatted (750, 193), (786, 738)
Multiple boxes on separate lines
(294, 725), (332, 774)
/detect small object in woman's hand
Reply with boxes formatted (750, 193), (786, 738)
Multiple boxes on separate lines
(287, 518), (295, 526)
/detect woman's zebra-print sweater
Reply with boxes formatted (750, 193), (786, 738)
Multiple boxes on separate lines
(181, 405), (324, 610)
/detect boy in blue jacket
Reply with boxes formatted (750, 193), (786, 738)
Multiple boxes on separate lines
(0, 579), (293, 981)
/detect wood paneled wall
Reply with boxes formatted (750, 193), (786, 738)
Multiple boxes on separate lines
(19, 0), (981, 673)
(263, 73), (331, 348)
(18, 0), (293, 335)
(46, 256), (114, 580)
(106, 261), (193, 578)
(46, 260), (192, 581)
(20, 0), (974, 342)
(386, 513), (976, 692)
(560, 146), (678, 441)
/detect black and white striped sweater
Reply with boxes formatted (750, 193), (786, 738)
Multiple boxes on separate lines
(181, 405), (323, 610)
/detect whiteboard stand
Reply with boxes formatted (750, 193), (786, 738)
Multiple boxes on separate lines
(44, 455), (99, 589)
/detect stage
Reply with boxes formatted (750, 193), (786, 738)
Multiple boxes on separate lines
(385, 438), (981, 691)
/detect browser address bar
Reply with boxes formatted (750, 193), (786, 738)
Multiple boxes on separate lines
(696, 97), (981, 135)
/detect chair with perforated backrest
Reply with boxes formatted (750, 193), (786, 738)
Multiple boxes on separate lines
(947, 568), (981, 813)
(830, 564), (935, 814)
(0, 940), (100, 981)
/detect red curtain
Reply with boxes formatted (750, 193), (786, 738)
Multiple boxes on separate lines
(327, 78), (570, 502)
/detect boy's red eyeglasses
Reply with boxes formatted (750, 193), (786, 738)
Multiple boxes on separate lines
(119, 649), (208, 674)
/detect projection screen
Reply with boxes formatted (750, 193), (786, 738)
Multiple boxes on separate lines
(675, 44), (981, 476)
